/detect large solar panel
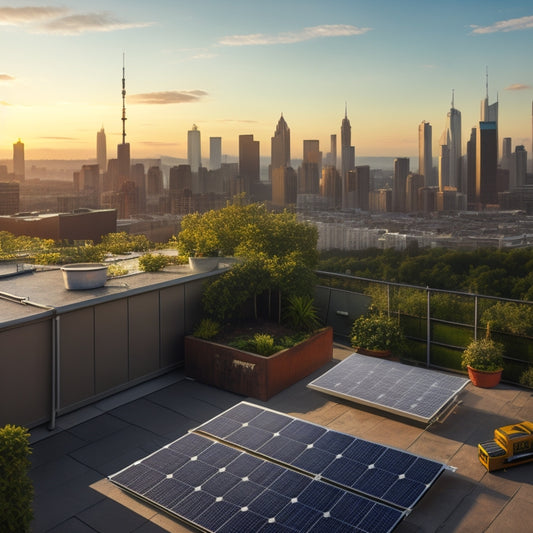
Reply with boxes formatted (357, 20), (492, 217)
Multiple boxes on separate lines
(110, 431), (405, 533)
(307, 353), (469, 424)
(195, 402), (450, 511)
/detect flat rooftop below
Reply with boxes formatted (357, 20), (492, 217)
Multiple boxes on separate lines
(30, 344), (533, 532)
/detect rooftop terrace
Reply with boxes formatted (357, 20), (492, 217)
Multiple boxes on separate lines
(29, 344), (533, 533)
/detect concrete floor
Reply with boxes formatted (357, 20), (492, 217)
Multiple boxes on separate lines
(29, 344), (533, 532)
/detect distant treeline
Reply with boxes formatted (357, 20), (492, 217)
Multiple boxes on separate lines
(318, 247), (533, 301)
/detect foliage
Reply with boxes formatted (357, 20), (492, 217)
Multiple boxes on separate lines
(481, 302), (533, 337)
(0, 425), (33, 532)
(107, 264), (129, 277)
(461, 326), (504, 372)
(283, 295), (321, 332)
(138, 253), (169, 272)
(193, 318), (221, 340)
(519, 367), (533, 388)
(228, 331), (308, 356)
(0, 231), (55, 261)
(350, 311), (406, 354)
(99, 232), (151, 254)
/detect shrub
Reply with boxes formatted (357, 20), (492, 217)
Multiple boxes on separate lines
(193, 318), (221, 340)
(350, 312), (406, 354)
(251, 333), (277, 356)
(519, 367), (533, 388)
(138, 253), (169, 272)
(0, 425), (33, 532)
(107, 264), (129, 277)
(283, 295), (321, 332)
(461, 326), (504, 372)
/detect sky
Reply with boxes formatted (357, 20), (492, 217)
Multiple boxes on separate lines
(0, 0), (532, 162)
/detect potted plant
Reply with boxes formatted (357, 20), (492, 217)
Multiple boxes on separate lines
(461, 325), (504, 388)
(350, 311), (406, 359)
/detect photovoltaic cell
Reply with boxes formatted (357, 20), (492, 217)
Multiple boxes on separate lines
(307, 353), (469, 424)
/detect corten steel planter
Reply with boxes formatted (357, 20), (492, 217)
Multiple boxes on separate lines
(354, 347), (394, 359)
(467, 365), (503, 388)
(185, 327), (333, 401)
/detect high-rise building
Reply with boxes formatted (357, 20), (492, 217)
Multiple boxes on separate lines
(393, 158), (409, 212)
(146, 166), (163, 195)
(418, 121), (432, 187)
(97, 127), (107, 173)
(0, 182), (20, 215)
(80, 164), (101, 208)
(271, 114), (290, 172)
(512, 145), (527, 188)
(169, 165), (192, 193)
(480, 70), (498, 162)
(476, 121), (498, 207)
(299, 140), (321, 194)
(406, 173), (424, 212)
(501, 137), (512, 171)
(239, 134), (260, 192)
(272, 167), (297, 207)
(466, 127), (477, 208)
(188, 125), (202, 173)
(209, 137), (221, 170)
(13, 139), (25, 180)
(439, 94), (461, 190)
(349, 165), (370, 211)
(341, 106), (355, 208)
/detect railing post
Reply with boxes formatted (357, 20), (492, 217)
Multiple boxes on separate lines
(474, 295), (478, 340)
(426, 287), (431, 368)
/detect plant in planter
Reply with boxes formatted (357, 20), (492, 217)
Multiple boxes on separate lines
(519, 367), (533, 389)
(461, 325), (504, 388)
(350, 311), (406, 358)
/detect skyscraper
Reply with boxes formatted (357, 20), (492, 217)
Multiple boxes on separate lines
(476, 121), (498, 207)
(239, 134), (260, 191)
(188, 125), (202, 173)
(341, 105), (355, 208)
(97, 127), (107, 173)
(393, 158), (409, 212)
(439, 93), (461, 190)
(13, 139), (25, 180)
(271, 114), (290, 171)
(209, 137), (221, 170)
(418, 121), (432, 187)
(512, 145), (527, 188)
(299, 140), (321, 194)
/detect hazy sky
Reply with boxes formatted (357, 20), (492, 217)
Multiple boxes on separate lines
(1, 0), (532, 161)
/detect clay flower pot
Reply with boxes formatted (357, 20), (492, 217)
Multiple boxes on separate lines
(467, 365), (503, 388)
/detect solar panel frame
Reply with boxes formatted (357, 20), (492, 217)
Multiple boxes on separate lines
(307, 353), (469, 424)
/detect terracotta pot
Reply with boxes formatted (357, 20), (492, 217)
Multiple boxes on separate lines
(467, 365), (503, 388)
(355, 347), (393, 359)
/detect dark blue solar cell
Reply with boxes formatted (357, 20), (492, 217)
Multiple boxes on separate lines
(357, 503), (404, 533)
(172, 489), (215, 521)
(314, 431), (354, 455)
(374, 448), (417, 475)
(195, 498), (241, 531)
(197, 415), (242, 439)
(250, 410), (292, 433)
(269, 470), (312, 498)
(248, 461), (286, 488)
(248, 488), (291, 516)
(197, 442), (241, 468)
(258, 522), (298, 532)
(226, 425), (273, 450)
(258, 435), (307, 463)
(406, 457), (444, 484)
(142, 448), (189, 474)
(275, 501), (323, 531)
(322, 457), (367, 487)
(280, 419), (327, 444)
(225, 452), (264, 477)
(112, 464), (165, 494)
(383, 477), (427, 509)
(308, 516), (360, 533)
(297, 480), (343, 512)
(343, 439), (386, 464)
(168, 432), (212, 457)
(354, 467), (398, 499)
(330, 491), (374, 524)
(225, 402), (263, 423)
(217, 509), (269, 533)
(143, 477), (190, 508)
(291, 447), (336, 474)
(201, 470), (241, 497)
(224, 480), (265, 506)
(110, 463), (148, 487)
(173, 459), (217, 487)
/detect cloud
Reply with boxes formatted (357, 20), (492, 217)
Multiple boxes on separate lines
(130, 90), (207, 105)
(0, 6), (151, 35)
(219, 24), (370, 46)
(471, 15), (533, 34)
(0, 6), (66, 25)
(0, 74), (15, 81)
(505, 83), (531, 91)
(0, 100), (10, 106)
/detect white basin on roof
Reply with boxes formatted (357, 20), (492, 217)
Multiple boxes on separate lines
(61, 263), (108, 290)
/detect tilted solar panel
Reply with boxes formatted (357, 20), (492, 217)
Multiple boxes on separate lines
(307, 353), (469, 423)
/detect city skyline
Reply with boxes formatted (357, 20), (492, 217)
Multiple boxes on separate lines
(1, 1), (532, 161)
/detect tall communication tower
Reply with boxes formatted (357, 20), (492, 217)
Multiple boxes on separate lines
(121, 53), (127, 144)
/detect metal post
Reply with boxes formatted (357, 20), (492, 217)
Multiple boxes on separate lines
(426, 287), (431, 368)
(474, 295), (478, 340)
(49, 315), (60, 430)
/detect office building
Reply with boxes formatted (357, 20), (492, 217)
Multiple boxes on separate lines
(209, 137), (221, 170)
(511, 146), (527, 189)
(418, 121), (433, 187)
(476, 121), (498, 207)
(97, 127), (107, 173)
(169, 165), (192, 193)
(501, 137), (512, 171)
(0, 182), (20, 215)
(341, 106), (355, 208)
(439, 95), (461, 190)
(299, 140), (321, 194)
(271, 114), (290, 171)
(238, 134), (260, 192)
(466, 127), (477, 208)
(272, 166), (297, 207)
(393, 158), (409, 212)
(349, 165), (370, 211)
(13, 139), (25, 180)
(188, 124), (202, 174)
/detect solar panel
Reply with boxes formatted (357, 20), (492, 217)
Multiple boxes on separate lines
(109, 430), (405, 533)
(308, 353), (469, 424)
(195, 402), (449, 510)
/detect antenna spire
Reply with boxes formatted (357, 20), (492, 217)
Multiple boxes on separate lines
(451, 89), (455, 109)
(485, 66), (489, 99)
(344, 101), (347, 118)
(121, 52), (127, 144)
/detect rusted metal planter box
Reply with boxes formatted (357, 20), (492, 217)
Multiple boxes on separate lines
(184, 327), (333, 401)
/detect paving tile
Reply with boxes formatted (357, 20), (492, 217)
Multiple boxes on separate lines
(31, 455), (92, 495)
(45, 517), (98, 532)
(31, 430), (88, 469)
(67, 413), (130, 443)
(77, 498), (150, 533)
